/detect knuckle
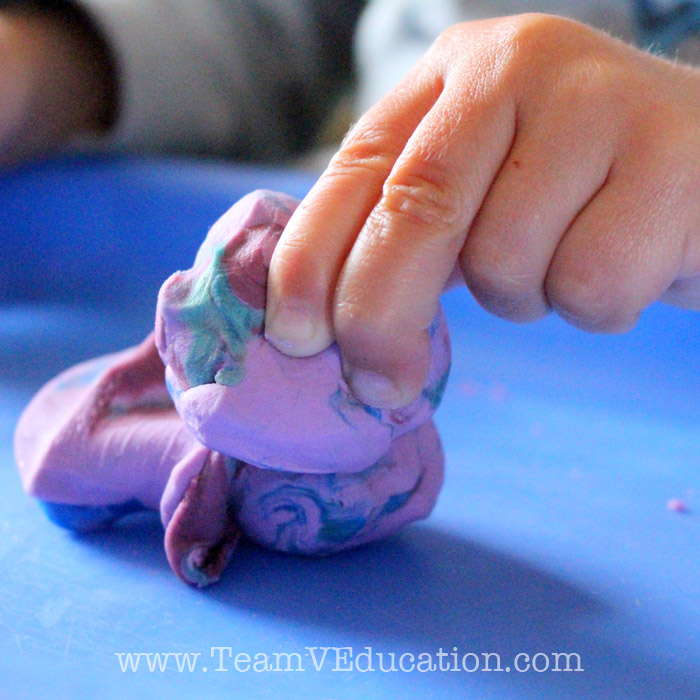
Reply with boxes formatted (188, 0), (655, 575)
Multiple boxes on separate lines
(436, 14), (588, 103)
(545, 266), (633, 332)
(462, 239), (524, 291)
(504, 13), (582, 52)
(323, 148), (394, 188)
(460, 243), (544, 320)
(380, 170), (463, 231)
(500, 14), (607, 92)
(328, 121), (405, 179)
(487, 14), (570, 71)
(435, 12), (571, 54)
(431, 22), (471, 56)
(434, 14), (602, 99)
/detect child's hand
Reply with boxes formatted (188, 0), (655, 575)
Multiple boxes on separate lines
(0, 9), (114, 169)
(265, 13), (700, 408)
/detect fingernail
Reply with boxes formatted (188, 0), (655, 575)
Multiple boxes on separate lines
(265, 302), (323, 357)
(347, 368), (404, 408)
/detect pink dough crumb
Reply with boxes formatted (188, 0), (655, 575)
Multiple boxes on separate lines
(667, 498), (689, 514)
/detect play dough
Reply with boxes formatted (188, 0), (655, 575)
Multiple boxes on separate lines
(14, 190), (451, 587)
(156, 191), (450, 473)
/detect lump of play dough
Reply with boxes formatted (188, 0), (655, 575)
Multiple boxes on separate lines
(156, 190), (451, 474)
(14, 335), (444, 586)
(229, 420), (444, 555)
(13, 190), (451, 587)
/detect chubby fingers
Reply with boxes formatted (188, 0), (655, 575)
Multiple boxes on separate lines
(462, 41), (700, 332)
(544, 147), (700, 333)
(265, 61), (442, 358)
(267, 25), (519, 408)
(331, 77), (518, 408)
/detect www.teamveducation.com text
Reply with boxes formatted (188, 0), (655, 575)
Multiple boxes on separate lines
(115, 647), (584, 674)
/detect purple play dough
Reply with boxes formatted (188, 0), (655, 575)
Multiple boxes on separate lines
(14, 190), (451, 587)
(156, 191), (451, 473)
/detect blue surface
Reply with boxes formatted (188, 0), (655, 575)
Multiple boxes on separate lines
(1, 155), (699, 700)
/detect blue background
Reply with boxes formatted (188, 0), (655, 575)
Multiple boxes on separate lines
(0, 155), (698, 699)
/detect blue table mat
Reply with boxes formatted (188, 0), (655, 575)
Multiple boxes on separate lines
(0, 155), (698, 700)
